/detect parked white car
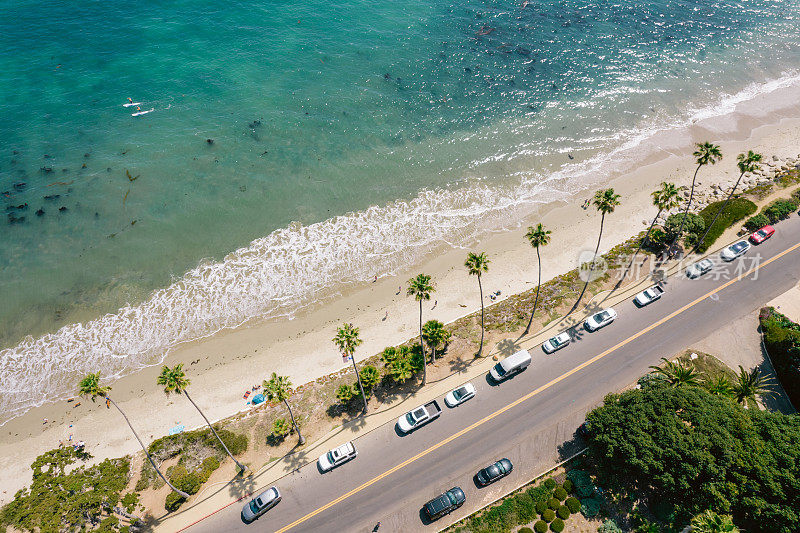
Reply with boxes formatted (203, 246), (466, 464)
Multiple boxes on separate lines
(241, 487), (281, 523)
(444, 383), (476, 407)
(584, 308), (617, 332)
(634, 285), (664, 307)
(317, 441), (358, 472)
(686, 258), (714, 278)
(720, 240), (751, 261)
(542, 332), (571, 354)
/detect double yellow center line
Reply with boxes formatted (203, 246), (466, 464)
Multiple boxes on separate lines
(273, 240), (800, 533)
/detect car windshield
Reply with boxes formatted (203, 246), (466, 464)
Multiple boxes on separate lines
(447, 492), (457, 505)
(326, 451), (336, 463)
(496, 462), (507, 474)
(453, 387), (466, 400)
(405, 412), (416, 425)
(250, 499), (261, 513)
(732, 242), (746, 252)
(757, 230), (767, 237)
(595, 311), (609, 321)
(493, 363), (507, 377)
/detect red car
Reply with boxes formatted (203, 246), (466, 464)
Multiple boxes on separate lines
(749, 225), (775, 244)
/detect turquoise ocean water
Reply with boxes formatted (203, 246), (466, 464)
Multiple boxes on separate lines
(2, 0), (800, 421)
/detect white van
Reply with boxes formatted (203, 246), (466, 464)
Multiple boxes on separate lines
(489, 349), (532, 382)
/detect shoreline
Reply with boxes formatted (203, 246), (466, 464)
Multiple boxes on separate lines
(3, 81), (800, 502)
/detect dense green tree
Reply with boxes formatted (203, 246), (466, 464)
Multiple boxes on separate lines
(407, 273), (435, 385)
(263, 373), (304, 445)
(422, 319), (451, 362)
(158, 363), (245, 472)
(664, 212), (705, 242)
(523, 223), (551, 335)
(380, 345), (423, 384)
(465, 252), (490, 356)
(586, 384), (800, 532)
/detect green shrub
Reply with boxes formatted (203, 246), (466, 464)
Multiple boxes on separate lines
(175, 471), (202, 494)
(272, 417), (291, 438)
(547, 497), (561, 510)
(528, 484), (552, 503)
(550, 518), (565, 532)
(359, 365), (380, 393)
(581, 497), (602, 517)
(598, 519), (623, 533)
(793, 187), (800, 202)
(519, 528), (534, 533)
(664, 212), (705, 241)
(557, 504), (570, 519)
(544, 477), (557, 490)
(336, 384), (355, 403)
(534, 521), (548, 533)
(566, 496), (581, 513)
(542, 508), (556, 522)
(198, 456), (220, 482)
(553, 486), (568, 500)
(516, 493), (537, 523)
(763, 198), (799, 223)
(744, 213), (770, 232)
(696, 198), (757, 252)
(562, 479), (573, 493)
(535, 500), (548, 514)
(217, 429), (248, 456)
(121, 492), (139, 513)
(566, 469), (594, 498)
(164, 492), (186, 512)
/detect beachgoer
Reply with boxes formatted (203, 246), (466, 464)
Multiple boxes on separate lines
(127, 97), (133, 104)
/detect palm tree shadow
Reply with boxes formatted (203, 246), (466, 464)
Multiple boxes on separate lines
(449, 356), (471, 374)
(283, 448), (310, 474)
(565, 323), (586, 343)
(496, 338), (521, 357)
(342, 413), (369, 433)
(227, 473), (256, 500)
(129, 513), (158, 532)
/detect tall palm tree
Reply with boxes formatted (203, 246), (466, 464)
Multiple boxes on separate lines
(523, 223), (551, 335)
(263, 373), (305, 445)
(333, 323), (368, 413)
(78, 372), (190, 499)
(671, 142), (722, 254)
(732, 365), (775, 409)
(693, 150), (762, 253)
(465, 252), (490, 356)
(158, 364), (246, 472)
(690, 510), (740, 533)
(573, 188), (621, 312)
(649, 358), (702, 387)
(422, 319), (451, 362)
(619, 182), (680, 285)
(408, 274), (435, 385)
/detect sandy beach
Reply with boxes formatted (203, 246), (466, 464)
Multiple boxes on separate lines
(3, 81), (800, 503)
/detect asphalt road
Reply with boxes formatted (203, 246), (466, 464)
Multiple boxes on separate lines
(189, 215), (800, 533)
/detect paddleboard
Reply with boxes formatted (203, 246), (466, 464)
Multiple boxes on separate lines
(131, 108), (154, 117)
(123, 102), (142, 107)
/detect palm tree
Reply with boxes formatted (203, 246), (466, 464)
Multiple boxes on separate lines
(573, 188), (621, 312)
(407, 274), (435, 385)
(263, 373), (305, 445)
(693, 150), (762, 253)
(464, 252), (490, 356)
(523, 223), (551, 335)
(618, 182), (680, 285)
(690, 510), (740, 532)
(422, 320), (451, 362)
(732, 365), (775, 409)
(78, 372), (190, 499)
(333, 323), (368, 413)
(703, 375), (735, 398)
(671, 142), (722, 254)
(158, 364), (246, 472)
(648, 358), (702, 387)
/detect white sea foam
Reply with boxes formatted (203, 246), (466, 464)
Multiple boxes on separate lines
(3, 71), (800, 424)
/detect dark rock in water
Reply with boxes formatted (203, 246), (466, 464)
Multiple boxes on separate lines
(13, 182), (26, 191)
(7, 213), (25, 224)
(43, 154), (52, 159)
(206, 138), (214, 145)
(36, 208), (45, 216)
(62, 168), (69, 173)
(383, 73), (392, 80)
(84, 153), (90, 158)
(95, 212), (100, 219)
(107, 167), (112, 172)
(41, 167), (53, 173)
(6, 203), (28, 211)
(44, 194), (60, 201)
(59, 206), (68, 212)
(464, 67), (472, 73)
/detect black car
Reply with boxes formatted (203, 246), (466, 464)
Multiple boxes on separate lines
(476, 458), (513, 486)
(423, 486), (466, 520)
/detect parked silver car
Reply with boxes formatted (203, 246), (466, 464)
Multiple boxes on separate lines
(241, 487), (281, 523)
(686, 258), (714, 278)
(542, 332), (571, 354)
(318, 441), (358, 472)
(584, 308), (617, 332)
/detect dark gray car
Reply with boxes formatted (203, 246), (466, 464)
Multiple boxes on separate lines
(476, 458), (513, 486)
(423, 486), (465, 520)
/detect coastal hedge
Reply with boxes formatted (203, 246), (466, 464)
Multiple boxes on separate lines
(535, 500), (548, 514)
(557, 504), (570, 519)
(549, 517), (565, 532)
(516, 493), (537, 523)
(553, 486), (567, 500)
(547, 497), (561, 510)
(544, 478), (557, 490)
(763, 198), (798, 223)
(562, 479), (573, 493)
(744, 213), (770, 232)
(534, 521), (548, 533)
(566, 496), (581, 513)
(165, 492), (186, 512)
(759, 307), (800, 407)
(696, 198), (757, 252)
(542, 508), (556, 522)
(520, 528), (534, 533)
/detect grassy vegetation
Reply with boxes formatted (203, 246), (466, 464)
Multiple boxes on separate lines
(759, 307), (800, 409)
(696, 197), (757, 252)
